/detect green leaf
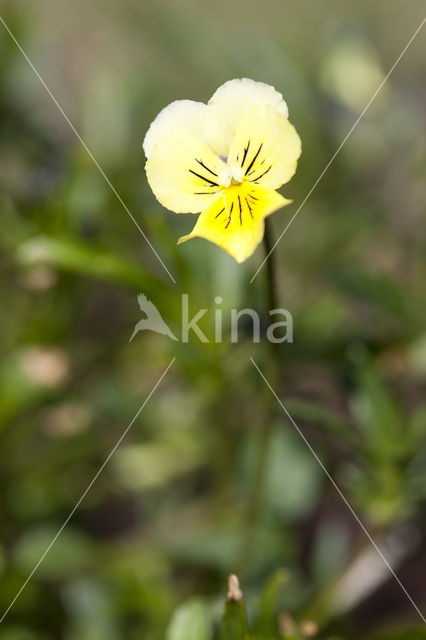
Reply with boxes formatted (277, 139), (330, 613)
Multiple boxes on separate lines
(219, 576), (250, 640)
(166, 599), (211, 640)
(284, 398), (359, 448)
(15, 526), (93, 579)
(352, 365), (404, 460)
(220, 600), (250, 640)
(254, 568), (289, 636)
(17, 235), (168, 295)
(408, 404), (426, 448)
(263, 426), (321, 520)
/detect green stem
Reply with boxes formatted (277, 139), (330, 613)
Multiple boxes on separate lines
(264, 220), (279, 313)
(238, 220), (280, 573)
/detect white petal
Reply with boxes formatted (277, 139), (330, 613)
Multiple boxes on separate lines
(145, 131), (227, 213)
(143, 100), (207, 158)
(228, 105), (301, 190)
(203, 78), (289, 157)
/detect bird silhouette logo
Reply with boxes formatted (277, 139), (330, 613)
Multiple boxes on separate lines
(129, 294), (178, 342)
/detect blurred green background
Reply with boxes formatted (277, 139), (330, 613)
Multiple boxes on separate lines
(0, 0), (426, 638)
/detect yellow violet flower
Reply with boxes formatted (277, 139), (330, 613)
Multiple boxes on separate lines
(143, 78), (301, 263)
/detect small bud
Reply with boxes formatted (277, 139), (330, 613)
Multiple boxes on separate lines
(227, 574), (243, 602)
(20, 347), (69, 388)
(279, 613), (296, 636)
(299, 620), (318, 637)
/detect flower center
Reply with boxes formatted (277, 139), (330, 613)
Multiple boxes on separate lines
(217, 163), (244, 188)
(218, 181), (257, 230)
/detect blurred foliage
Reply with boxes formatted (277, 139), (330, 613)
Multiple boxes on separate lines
(1, 0), (426, 638)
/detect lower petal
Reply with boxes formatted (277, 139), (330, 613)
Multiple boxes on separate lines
(178, 183), (291, 263)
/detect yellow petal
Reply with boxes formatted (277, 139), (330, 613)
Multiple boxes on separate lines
(145, 131), (228, 213)
(143, 100), (207, 158)
(204, 78), (289, 158)
(178, 182), (291, 263)
(228, 105), (302, 190)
